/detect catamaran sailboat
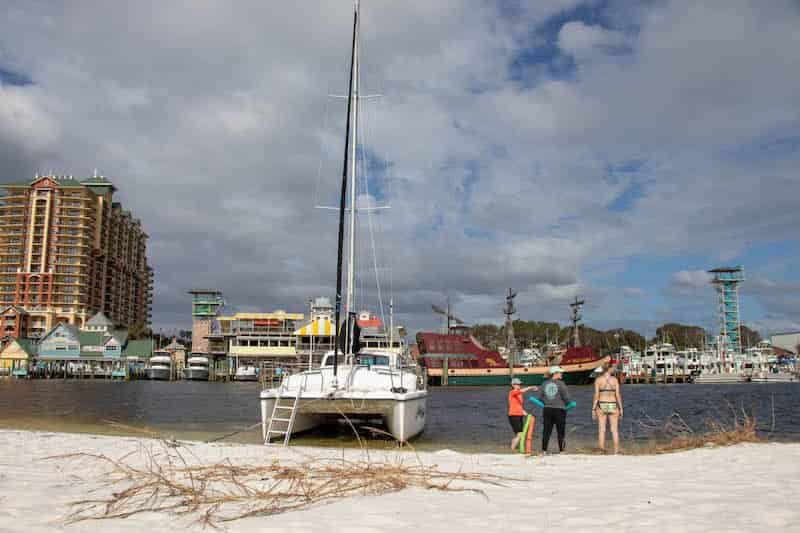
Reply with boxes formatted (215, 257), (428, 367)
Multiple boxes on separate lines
(260, 0), (427, 445)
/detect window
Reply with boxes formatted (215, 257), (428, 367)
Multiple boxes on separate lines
(356, 355), (390, 367)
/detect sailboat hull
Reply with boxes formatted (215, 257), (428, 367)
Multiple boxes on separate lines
(260, 391), (427, 443)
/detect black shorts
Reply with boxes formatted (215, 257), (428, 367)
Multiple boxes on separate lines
(508, 415), (524, 433)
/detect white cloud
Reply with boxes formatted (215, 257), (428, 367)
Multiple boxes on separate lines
(0, 85), (59, 159)
(671, 270), (713, 290)
(557, 21), (627, 59)
(0, 0), (798, 335)
(623, 287), (645, 298)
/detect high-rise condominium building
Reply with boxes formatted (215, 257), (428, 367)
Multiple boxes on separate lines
(0, 174), (153, 337)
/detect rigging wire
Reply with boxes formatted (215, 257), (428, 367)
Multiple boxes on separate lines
(312, 95), (331, 210)
(361, 100), (386, 333)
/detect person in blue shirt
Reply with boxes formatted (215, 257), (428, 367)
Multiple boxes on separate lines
(527, 366), (576, 453)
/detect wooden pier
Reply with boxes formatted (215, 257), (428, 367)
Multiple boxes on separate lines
(6, 359), (148, 380)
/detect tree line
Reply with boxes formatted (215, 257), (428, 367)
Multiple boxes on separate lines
(470, 320), (762, 355)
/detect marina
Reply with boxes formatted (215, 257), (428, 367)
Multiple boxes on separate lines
(0, 0), (798, 530)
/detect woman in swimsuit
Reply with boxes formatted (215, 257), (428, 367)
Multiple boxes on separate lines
(592, 362), (623, 454)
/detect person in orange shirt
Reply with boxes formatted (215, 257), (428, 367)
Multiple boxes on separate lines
(508, 378), (538, 450)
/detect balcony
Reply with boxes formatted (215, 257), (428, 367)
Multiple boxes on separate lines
(59, 213), (91, 220)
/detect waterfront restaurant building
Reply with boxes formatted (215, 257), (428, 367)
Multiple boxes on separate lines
(0, 174), (153, 336)
(214, 310), (305, 367)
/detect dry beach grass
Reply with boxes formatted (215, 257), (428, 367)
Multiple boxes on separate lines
(48, 439), (517, 528)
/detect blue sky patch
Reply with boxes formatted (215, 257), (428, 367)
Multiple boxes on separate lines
(608, 180), (643, 212)
(508, 0), (614, 86)
(0, 65), (33, 86)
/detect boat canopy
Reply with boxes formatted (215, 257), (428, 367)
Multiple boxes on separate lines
(294, 318), (335, 337)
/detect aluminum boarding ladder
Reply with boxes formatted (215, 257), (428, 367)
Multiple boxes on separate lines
(264, 385), (303, 446)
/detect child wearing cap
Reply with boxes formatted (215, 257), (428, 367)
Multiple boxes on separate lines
(527, 366), (576, 453)
(508, 378), (538, 450)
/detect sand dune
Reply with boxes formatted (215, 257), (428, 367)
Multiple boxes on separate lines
(0, 429), (797, 532)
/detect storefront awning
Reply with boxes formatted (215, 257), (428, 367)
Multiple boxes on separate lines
(294, 319), (335, 337)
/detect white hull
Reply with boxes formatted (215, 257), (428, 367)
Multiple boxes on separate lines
(260, 360), (427, 443)
(748, 372), (798, 383)
(693, 373), (747, 384)
(260, 390), (426, 443)
(184, 368), (209, 381)
(147, 367), (171, 381)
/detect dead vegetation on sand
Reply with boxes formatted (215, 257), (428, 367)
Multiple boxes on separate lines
(635, 404), (761, 454)
(47, 440), (515, 528)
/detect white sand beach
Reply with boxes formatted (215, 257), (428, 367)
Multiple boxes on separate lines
(0, 429), (797, 532)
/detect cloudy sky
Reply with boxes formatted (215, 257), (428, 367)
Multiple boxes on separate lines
(1, 0), (798, 338)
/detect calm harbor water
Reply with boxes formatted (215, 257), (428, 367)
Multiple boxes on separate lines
(0, 380), (798, 453)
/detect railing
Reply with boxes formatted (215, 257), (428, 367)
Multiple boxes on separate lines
(258, 359), (315, 389)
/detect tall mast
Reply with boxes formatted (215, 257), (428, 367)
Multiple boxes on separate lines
(504, 288), (517, 383)
(345, 0), (360, 358)
(569, 296), (584, 347)
(333, 1), (359, 382)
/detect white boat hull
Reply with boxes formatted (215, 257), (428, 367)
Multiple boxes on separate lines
(748, 372), (798, 383)
(184, 368), (209, 381)
(260, 389), (427, 443)
(693, 373), (746, 384)
(147, 367), (171, 381)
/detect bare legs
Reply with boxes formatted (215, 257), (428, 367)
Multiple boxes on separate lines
(597, 411), (607, 451)
(511, 433), (522, 450)
(597, 411), (621, 454)
(609, 412), (620, 453)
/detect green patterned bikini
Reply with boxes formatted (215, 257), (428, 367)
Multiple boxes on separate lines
(596, 378), (619, 415)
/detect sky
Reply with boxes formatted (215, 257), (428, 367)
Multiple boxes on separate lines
(0, 0), (798, 339)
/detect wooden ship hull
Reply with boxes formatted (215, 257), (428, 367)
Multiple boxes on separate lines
(418, 329), (607, 386)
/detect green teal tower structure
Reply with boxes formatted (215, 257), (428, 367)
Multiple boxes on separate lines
(708, 266), (745, 354)
(189, 289), (224, 354)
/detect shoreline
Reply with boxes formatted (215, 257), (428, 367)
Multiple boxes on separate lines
(0, 415), (781, 456)
(0, 429), (798, 531)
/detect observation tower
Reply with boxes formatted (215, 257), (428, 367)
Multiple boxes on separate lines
(708, 266), (745, 354)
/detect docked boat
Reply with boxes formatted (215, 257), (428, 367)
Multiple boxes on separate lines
(260, 0), (427, 445)
(418, 325), (607, 386)
(692, 372), (747, 384)
(184, 355), (210, 381)
(234, 365), (259, 382)
(146, 351), (172, 381)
